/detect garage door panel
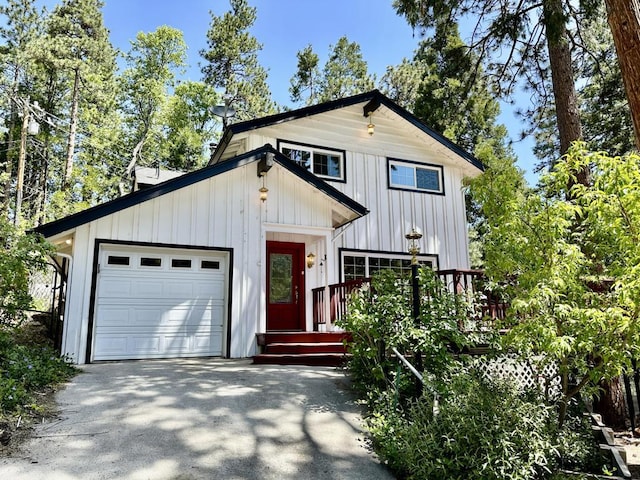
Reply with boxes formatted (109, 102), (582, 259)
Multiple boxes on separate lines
(99, 278), (134, 297)
(93, 246), (228, 361)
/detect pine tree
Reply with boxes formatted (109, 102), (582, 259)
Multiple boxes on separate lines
(317, 36), (374, 102)
(0, 0), (41, 214)
(200, 0), (275, 126)
(36, 0), (114, 190)
(289, 45), (320, 106)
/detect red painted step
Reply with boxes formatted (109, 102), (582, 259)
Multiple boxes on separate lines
(253, 331), (352, 366)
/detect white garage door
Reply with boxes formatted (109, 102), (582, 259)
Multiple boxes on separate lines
(93, 244), (228, 361)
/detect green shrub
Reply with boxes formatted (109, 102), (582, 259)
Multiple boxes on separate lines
(0, 330), (77, 414)
(369, 371), (558, 480)
(338, 268), (488, 407)
(0, 218), (53, 327)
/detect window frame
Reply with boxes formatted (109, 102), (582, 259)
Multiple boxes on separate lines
(277, 139), (346, 183)
(339, 248), (439, 282)
(387, 158), (445, 195)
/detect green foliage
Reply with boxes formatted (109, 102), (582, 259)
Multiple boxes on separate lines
(366, 367), (610, 479)
(369, 372), (559, 480)
(318, 36), (375, 102)
(0, 329), (76, 414)
(337, 269), (484, 406)
(200, 0), (276, 123)
(120, 25), (187, 175)
(163, 81), (220, 171)
(289, 44), (321, 106)
(469, 143), (640, 425)
(378, 57), (425, 110)
(534, 6), (635, 164)
(0, 217), (53, 327)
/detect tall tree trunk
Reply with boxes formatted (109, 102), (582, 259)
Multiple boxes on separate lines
(3, 68), (21, 212)
(542, 0), (589, 185)
(594, 377), (628, 430)
(63, 68), (80, 190)
(605, 0), (640, 151)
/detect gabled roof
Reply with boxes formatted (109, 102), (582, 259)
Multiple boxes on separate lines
(35, 144), (369, 239)
(209, 89), (484, 172)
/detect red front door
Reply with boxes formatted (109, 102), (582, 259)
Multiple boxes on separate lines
(266, 241), (305, 330)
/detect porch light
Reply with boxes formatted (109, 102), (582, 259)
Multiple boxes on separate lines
(405, 227), (423, 265)
(306, 253), (316, 268)
(259, 173), (268, 202)
(367, 113), (375, 136)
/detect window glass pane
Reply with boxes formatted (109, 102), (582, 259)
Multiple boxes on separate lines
(282, 147), (311, 170)
(416, 168), (441, 191)
(107, 255), (129, 266)
(171, 259), (192, 268)
(390, 164), (415, 187)
(270, 253), (292, 303)
(344, 255), (366, 280)
(313, 152), (341, 178)
(140, 257), (161, 267)
(201, 260), (220, 269)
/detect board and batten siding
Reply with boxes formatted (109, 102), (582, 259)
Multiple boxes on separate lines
(60, 162), (336, 363)
(238, 105), (474, 271)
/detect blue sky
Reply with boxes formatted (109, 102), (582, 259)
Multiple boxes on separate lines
(75, 0), (537, 181)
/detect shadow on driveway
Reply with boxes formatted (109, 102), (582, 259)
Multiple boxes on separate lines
(0, 359), (394, 480)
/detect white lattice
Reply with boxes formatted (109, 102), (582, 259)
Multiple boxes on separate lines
(471, 354), (561, 398)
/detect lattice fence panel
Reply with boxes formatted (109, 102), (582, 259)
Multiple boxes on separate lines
(471, 354), (562, 398)
(28, 263), (57, 312)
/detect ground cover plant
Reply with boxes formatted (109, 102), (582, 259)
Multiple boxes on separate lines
(0, 220), (77, 450)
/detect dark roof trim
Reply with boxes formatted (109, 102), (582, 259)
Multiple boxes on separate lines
(210, 90), (484, 172)
(35, 145), (368, 238)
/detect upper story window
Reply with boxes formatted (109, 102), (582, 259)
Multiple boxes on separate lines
(278, 140), (346, 182)
(388, 158), (444, 195)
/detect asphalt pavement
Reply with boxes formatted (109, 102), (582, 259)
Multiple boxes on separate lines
(0, 358), (394, 480)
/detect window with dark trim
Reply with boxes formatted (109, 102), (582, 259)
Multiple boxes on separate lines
(201, 260), (220, 270)
(140, 257), (162, 267)
(107, 255), (130, 266)
(171, 259), (192, 268)
(342, 252), (437, 281)
(279, 140), (345, 181)
(388, 158), (444, 194)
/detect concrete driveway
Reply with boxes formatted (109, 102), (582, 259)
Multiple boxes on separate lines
(0, 359), (394, 480)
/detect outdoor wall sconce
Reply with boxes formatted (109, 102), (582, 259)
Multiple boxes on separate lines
(405, 227), (423, 265)
(306, 252), (316, 268)
(259, 177), (268, 202)
(257, 151), (273, 202)
(367, 113), (375, 136)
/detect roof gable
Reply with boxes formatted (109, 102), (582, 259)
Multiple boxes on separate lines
(35, 145), (368, 239)
(210, 90), (484, 172)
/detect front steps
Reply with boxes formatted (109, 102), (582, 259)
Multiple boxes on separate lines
(253, 331), (352, 367)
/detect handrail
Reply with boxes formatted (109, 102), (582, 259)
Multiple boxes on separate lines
(392, 347), (439, 416)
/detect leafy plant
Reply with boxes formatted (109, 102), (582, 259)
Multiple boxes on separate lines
(337, 268), (485, 407)
(0, 217), (54, 327)
(0, 330), (77, 414)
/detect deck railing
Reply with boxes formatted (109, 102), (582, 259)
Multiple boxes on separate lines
(312, 269), (508, 331)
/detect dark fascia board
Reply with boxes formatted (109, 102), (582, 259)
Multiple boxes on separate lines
(35, 144), (368, 238)
(209, 90), (485, 172)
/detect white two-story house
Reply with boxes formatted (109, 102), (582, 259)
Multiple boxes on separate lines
(36, 90), (484, 364)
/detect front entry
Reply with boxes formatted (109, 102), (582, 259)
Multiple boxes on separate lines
(266, 241), (305, 330)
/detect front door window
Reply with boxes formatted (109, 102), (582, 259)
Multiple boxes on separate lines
(270, 253), (293, 304)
